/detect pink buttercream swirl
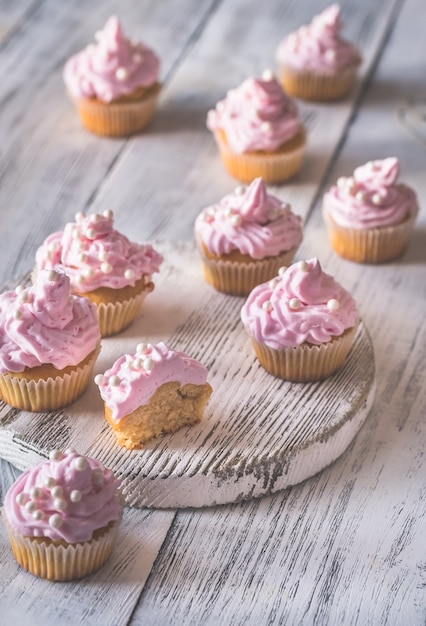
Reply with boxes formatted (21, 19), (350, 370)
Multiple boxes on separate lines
(4, 450), (122, 543)
(63, 16), (160, 102)
(241, 258), (359, 349)
(0, 270), (100, 373)
(35, 210), (163, 293)
(95, 342), (210, 421)
(195, 178), (303, 259)
(207, 72), (302, 153)
(323, 157), (418, 229)
(276, 4), (361, 72)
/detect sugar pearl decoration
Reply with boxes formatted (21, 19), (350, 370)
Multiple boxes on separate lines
(98, 249), (109, 261)
(84, 267), (96, 279)
(49, 450), (64, 462)
(116, 67), (129, 81)
(33, 510), (44, 521)
(109, 375), (121, 386)
(143, 357), (155, 371)
(54, 498), (67, 511)
(90, 213), (101, 224)
(337, 177), (347, 188)
(136, 343), (149, 355)
(94, 374), (106, 386)
(30, 487), (42, 499)
(261, 121), (272, 132)
(327, 298), (340, 311)
(14, 309), (23, 320)
(103, 209), (114, 219)
(355, 191), (366, 202)
(65, 448), (76, 455)
(25, 501), (37, 514)
(44, 476), (56, 488)
(262, 300), (273, 312)
(75, 212), (86, 223)
(49, 514), (63, 529)
(16, 493), (28, 506)
(73, 456), (89, 472)
(70, 489), (82, 502)
(101, 262), (113, 274)
(230, 214), (242, 227)
(124, 269), (135, 280)
(92, 469), (105, 486)
(278, 266), (287, 276)
(133, 358), (143, 369)
(15, 285), (25, 295)
(51, 485), (63, 498)
(289, 298), (301, 310)
(47, 270), (59, 282)
(86, 228), (97, 240)
(262, 68), (274, 81)
(78, 252), (88, 263)
(298, 260), (310, 272)
(372, 193), (384, 206)
(269, 277), (280, 289)
(234, 185), (246, 195)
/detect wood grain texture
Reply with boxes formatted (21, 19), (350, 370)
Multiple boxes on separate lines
(0, 242), (376, 508)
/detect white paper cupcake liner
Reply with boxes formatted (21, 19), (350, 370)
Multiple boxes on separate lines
(96, 288), (151, 337)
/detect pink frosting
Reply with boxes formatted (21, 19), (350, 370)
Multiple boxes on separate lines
(194, 178), (303, 259)
(241, 258), (359, 349)
(276, 4), (360, 72)
(323, 158), (418, 229)
(95, 342), (210, 421)
(35, 210), (163, 293)
(63, 16), (160, 102)
(4, 450), (122, 543)
(0, 270), (100, 373)
(207, 71), (302, 153)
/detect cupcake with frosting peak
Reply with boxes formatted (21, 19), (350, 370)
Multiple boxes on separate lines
(0, 270), (100, 411)
(195, 177), (303, 295)
(241, 257), (359, 381)
(207, 70), (306, 183)
(64, 15), (161, 136)
(35, 210), (163, 336)
(276, 4), (361, 101)
(95, 342), (213, 449)
(2, 449), (123, 580)
(323, 157), (418, 263)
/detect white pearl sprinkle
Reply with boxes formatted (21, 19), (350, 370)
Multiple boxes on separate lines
(16, 493), (28, 506)
(372, 193), (384, 206)
(48, 241), (59, 252)
(278, 266), (287, 276)
(44, 476), (56, 488)
(98, 249), (109, 261)
(143, 357), (155, 371)
(133, 358), (143, 369)
(103, 209), (114, 219)
(51, 485), (63, 498)
(74, 456), (89, 472)
(54, 498), (67, 511)
(70, 489), (82, 502)
(84, 267), (95, 279)
(261, 121), (272, 132)
(25, 501), (37, 514)
(366, 161), (375, 170)
(235, 185), (246, 195)
(71, 228), (81, 240)
(94, 374), (106, 386)
(230, 214), (242, 227)
(124, 269), (135, 280)
(49, 450), (64, 462)
(14, 309), (23, 320)
(109, 375), (121, 387)
(17, 292), (30, 304)
(78, 252), (88, 263)
(75, 212), (86, 223)
(49, 514), (63, 529)
(65, 448), (76, 455)
(92, 469), (105, 486)
(86, 228), (97, 240)
(289, 298), (301, 310)
(327, 298), (340, 311)
(337, 176), (347, 188)
(47, 270), (59, 282)
(33, 509), (44, 521)
(262, 68), (274, 81)
(136, 343), (149, 355)
(262, 300), (273, 312)
(101, 262), (113, 274)
(298, 260), (310, 272)
(269, 277), (280, 289)
(90, 213), (101, 224)
(355, 191), (366, 202)
(30, 487), (42, 499)
(116, 67), (129, 81)
(15, 285), (25, 295)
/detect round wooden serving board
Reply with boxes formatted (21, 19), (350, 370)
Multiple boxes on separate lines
(0, 241), (375, 508)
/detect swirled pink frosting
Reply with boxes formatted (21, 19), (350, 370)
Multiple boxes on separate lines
(207, 71), (302, 153)
(35, 210), (163, 293)
(63, 16), (160, 102)
(323, 158), (418, 229)
(0, 270), (100, 373)
(241, 258), (359, 349)
(276, 4), (360, 72)
(194, 178), (303, 259)
(4, 450), (122, 543)
(95, 342), (210, 421)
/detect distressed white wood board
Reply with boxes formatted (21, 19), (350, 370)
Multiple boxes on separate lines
(0, 505), (175, 626)
(0, 241), (375, 509)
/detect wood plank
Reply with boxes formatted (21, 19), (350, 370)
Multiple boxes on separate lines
(0, 242), (376, 508)
(0, 0), (38, 44)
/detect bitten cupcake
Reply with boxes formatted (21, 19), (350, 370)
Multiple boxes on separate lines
(194, 177), (303, 296)
(276, 4), (361, 101)
(2, 449), (123, 581)
(322, 157), (419, 263)
(240, 258), (359, 382)
(63, 16), (161, 136)
(35, 210), (163, 337)
(95, 342), (213, 449)
(0, 270), (100, 411)
(207, 70), (306, 183)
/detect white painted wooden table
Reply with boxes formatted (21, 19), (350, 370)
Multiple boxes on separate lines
(0, 0), (425, 624)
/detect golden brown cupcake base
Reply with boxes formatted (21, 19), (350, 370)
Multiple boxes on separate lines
(70, 82), (161, 137)
(105, 381), (213, 449)
(278, 63), (360, 101)
(214, 127), (306, 184)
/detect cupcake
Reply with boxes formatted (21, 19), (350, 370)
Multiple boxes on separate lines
(194, 177), (303, 296)
(2, 449), (123, 581)
(207, 70), (306, 183)
(63, 16), (161, 136)
(0, 270), (100, 411)
(35, 210), (163, 337)
(276, 4), (362, 101)
(240, 258), (359, 382)
(95, 342), (213, 449)
(322, 157), (419, 263)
